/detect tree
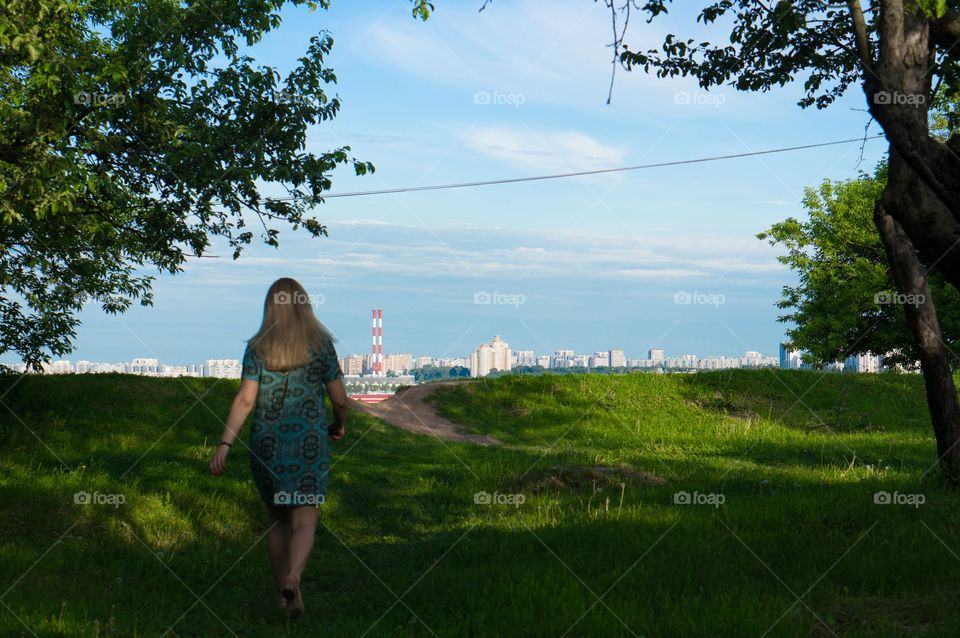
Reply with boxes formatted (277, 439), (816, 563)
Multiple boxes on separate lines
(590, 0), (960, 478)
(759, 164), (960, 369)
(0, 0), (398, 368)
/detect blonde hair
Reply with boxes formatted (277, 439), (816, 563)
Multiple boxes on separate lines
(248, 278), (334, 371)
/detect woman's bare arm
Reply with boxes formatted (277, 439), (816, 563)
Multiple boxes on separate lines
(210, 379), (258, 474)
(326, 378), (349, 440)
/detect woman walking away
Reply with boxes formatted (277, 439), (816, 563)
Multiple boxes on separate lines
(209, 277), (349, 619)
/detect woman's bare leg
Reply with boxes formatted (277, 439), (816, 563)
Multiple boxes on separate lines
(282, 505), (318, 618)
(266, 505), (292, 604)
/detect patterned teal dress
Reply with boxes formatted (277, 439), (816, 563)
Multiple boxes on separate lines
(241, 341), (343, 507)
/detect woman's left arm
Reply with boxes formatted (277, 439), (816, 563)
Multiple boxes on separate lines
(210, 379), (259, 475)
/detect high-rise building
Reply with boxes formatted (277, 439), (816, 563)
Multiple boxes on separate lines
(42, 360), (73, 374)
(609, 349), (626, 368)
(648, 349), (665, 363)
(589, 352), (609, 368)
(844, 352), (883, 373)
(779, 343), (802, 369)
(743, 351), (763, 367)
(470, 335), (512, 377)
(552, 349), (575, 369)
(536, 355), (551, 368)
(383, 353), (413, 375)
(341, 355), (364, 376)
(129, 357), (159, 375)
(205, 359), (242, 379)
(513, 350), (536, 366)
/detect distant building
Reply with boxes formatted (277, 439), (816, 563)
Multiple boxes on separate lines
(205, 359), (242, 379)
(129, 358), (159, 375)
(779, 343), (802, 369)
(383, 353), (413, 375)
(513, 350), (536, 366)
(439, 357), (469, 369)
(552, 349), (575, 369)
(470, 335), (512, 377)
(414, 356), (433, 369)
(341, 355), (364, 376)
(536, 355), (551, 368)
(42, 360), (73, 374)
(648, 349), (665, 363)
(589, 352), (609, 368)
(161, 365), (198, 377)
(609, 349), (626, 368)
(669, 354), (697, 369)
(844, 352), (883, 373)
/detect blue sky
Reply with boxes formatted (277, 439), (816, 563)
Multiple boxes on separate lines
(61, 0), (886, 365)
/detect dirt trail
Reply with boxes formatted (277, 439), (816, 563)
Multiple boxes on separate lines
(349, 380), (501, 446)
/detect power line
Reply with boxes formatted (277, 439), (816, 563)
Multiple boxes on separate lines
(308, 134), (886, 200)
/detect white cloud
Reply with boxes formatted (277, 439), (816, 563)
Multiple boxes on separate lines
(464, 126), (627, 173)
(183, 219), (786, 285)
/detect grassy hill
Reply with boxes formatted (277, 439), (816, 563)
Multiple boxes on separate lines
(2, 370), (960, 637)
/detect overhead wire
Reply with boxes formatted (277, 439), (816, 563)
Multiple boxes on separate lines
(299, 134), (887, 200)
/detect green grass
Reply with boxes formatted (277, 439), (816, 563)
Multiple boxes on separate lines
(2, 370), (960, 637)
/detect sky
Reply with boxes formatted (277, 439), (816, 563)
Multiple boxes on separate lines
(55, 0), (887, 365)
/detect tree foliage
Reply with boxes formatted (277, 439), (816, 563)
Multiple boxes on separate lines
(617, 1), (959, 109)
(759, 164), (960, 370)
(0, 0), (382, 368)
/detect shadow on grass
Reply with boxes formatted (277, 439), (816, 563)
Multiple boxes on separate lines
(5, 470), (960, 637)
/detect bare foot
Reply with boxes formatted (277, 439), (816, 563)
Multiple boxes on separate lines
(282, 576), (304, 619)
(276, 592), (287, 609)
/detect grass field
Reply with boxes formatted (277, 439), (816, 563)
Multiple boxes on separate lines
(2, 369), (960, 637)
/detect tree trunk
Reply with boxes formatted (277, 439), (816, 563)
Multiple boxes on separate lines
(862, 1), (960, 291)
(874, 197), (960, 482)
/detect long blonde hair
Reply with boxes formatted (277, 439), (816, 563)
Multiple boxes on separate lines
(248, 278), (333, 371)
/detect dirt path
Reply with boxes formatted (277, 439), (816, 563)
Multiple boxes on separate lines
(349, 380), (501, 446)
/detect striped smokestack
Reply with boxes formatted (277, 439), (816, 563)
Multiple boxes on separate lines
(371, 308), (383, 376)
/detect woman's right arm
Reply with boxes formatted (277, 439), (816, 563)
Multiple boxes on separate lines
(326, 378), (349, 440)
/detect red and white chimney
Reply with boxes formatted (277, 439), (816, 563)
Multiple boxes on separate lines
(371, 308), (383, 376)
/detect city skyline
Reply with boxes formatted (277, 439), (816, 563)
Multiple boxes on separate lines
(3, 342), (783, 371)
(9, 336), (896, 378)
